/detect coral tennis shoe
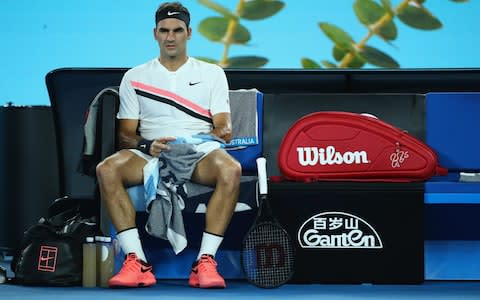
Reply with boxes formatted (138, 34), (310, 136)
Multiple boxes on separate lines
(188, 254), (226, 288)
(108, 253), (156, 288)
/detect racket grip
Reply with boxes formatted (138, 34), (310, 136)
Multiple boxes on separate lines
(256, 157), (268, 195)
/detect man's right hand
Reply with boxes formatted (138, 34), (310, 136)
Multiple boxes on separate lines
(149, 137), (176, 157)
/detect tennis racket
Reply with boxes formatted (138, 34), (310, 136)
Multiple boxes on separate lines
(240, 157), (295, 288)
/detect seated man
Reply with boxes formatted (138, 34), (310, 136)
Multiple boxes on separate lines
(96, 1), (241, 289)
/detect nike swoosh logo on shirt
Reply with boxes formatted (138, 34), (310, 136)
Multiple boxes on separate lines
(189, 81), (201, 86)
(141, 266), (152, 273)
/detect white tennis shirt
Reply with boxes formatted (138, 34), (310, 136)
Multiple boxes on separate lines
(118, 57), (230, 140)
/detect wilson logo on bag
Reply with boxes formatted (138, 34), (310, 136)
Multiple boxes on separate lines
(296, 146), (370, 166)
(278, 111), (447, 182)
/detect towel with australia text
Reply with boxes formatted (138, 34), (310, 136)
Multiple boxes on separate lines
(227, 89), (260, 148)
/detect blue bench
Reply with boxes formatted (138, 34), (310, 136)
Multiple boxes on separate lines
(424, 92), (480, 279)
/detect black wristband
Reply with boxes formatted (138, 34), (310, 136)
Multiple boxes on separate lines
(136, 139), (153, 155)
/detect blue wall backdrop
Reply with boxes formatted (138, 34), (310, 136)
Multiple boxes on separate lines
(0, 0), (478, 105)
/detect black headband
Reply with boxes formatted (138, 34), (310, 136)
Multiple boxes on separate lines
(155, 9), (190, 27)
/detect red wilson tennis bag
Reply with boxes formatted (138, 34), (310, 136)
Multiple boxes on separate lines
(277, 111), (447, 182)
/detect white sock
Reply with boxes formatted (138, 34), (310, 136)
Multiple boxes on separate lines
(116, 228), (147, 262)
(197, 232), (224, 260)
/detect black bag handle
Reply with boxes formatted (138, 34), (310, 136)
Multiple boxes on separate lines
(47, 196), (81, 227)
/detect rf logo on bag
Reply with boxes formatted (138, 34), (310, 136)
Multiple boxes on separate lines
(37, 245), (58, 272)
(390, 149), (409, 168)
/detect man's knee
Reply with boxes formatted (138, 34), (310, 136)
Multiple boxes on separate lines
(96, 150), (140, 185)
(96, 155), (120, 184)
(218, 157), (242, 186)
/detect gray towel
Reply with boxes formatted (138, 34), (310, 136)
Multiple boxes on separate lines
(227, 89), (259, 147)
(145, 143), (208, 254)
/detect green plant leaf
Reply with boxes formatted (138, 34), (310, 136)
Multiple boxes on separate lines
(301, 58), (321, 69)
(397, 4), (442, 30)
(198, 0), (237, 19)
(354, 0), (386, 25)
(226, 56), (268, 68)
(353, 0), (396, 40)
(332, 46), (366, 68)
(319, 23), (355, 51)
(231, 23), (251, 44)
(379, 20), (397, 40)
(380, 0), (394, 14)
(195, 57), (218, 64)
(198, 17), (251, 43)
(359, 45), (399, 68)
(321, 60), (338, 68)
(346, 57), (366, 68)
(333, 46), (346, 62)
(240, 0), (285, 20)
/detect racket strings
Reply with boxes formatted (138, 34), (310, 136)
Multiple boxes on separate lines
(242, 223), (295, 288)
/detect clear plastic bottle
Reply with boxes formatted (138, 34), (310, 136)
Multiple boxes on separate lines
(95, 236), (102, 286)
(99, 236), (114, 288)
(82, 236), (96, 288)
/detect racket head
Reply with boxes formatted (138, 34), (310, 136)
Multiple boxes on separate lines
(240, 221), (295, 288)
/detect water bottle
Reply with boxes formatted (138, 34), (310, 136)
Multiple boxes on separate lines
(95, 236), (102, 286)
(99, 236), (114, 288)
(82, 236), (96, 288)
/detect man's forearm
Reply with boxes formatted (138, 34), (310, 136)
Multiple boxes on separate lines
(117, 132), (143, 150)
